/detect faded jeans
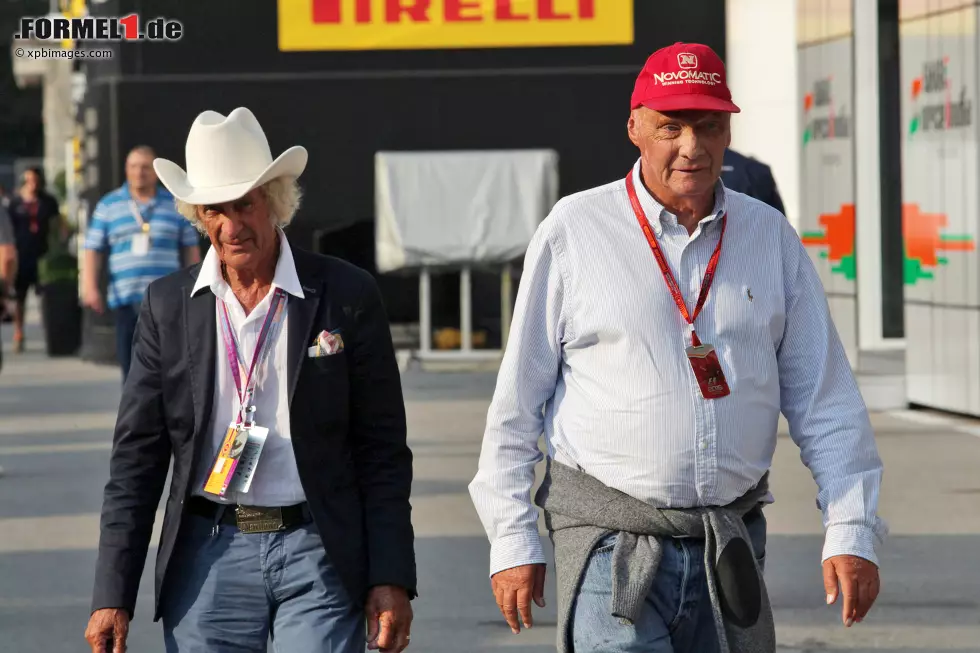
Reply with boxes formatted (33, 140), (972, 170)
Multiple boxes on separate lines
(571, 507), (767, 653)
(161, 513), (365, 652)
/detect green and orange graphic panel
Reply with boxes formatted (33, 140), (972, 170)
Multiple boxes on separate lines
(802, 204), (856, 280)
(801, 203), (975, 285)
(902, 204), (975, 284)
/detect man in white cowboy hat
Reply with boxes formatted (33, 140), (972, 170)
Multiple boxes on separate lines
(84, 107), (416, 653)
(82, 144), (202, 382)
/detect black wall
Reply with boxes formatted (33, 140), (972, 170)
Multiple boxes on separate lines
(91, 0), (725, 78)
(78, 0), (726, 327)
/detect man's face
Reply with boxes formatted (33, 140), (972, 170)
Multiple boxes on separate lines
(199, 189), (277, 271)
(627, 107), (731, 200)
(125, 151), (156, 191)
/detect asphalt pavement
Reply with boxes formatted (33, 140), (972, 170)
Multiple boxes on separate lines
(1, 299), (978, 653)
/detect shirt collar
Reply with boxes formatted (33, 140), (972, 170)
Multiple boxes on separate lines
(629, 158), (728, 236)
(191, 227), (305, 300)
(123, 182), (164, 206)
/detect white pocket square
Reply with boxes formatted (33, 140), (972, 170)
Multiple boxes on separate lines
(308, 329), (344, 358)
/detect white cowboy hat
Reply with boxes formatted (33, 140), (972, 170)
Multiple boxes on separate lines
(153, 107), (307, 206)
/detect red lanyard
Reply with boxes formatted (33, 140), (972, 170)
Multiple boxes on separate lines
(625, 171), (726, 348)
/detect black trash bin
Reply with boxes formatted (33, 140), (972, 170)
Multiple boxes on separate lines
(41, 279), (82, 356)
(38, 251), (82, 357)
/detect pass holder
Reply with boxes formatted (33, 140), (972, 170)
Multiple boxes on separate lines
(685, 342), (731, 399)
(131, 229), (150, 257)
(129, 202), (152, 256)
(228, 425), (268, 494)
(203, 421), (269, 497)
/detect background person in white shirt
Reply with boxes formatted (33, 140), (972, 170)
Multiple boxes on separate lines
(469, 42), (885, 653)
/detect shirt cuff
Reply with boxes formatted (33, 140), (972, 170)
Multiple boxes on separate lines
(822, 523), (884, 567)
(489, 531), (547, 577)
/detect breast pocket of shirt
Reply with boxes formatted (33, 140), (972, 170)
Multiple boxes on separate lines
(714, 279), (785, 349)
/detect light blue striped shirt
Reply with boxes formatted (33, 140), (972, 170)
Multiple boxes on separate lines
(83, 183), (199, 309)
(469, 159), (887, 576)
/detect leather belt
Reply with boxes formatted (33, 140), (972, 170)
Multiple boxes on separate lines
(186, 496), (313, 534)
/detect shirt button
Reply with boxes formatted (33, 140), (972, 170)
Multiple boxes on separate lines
(700, 441), (708, 450)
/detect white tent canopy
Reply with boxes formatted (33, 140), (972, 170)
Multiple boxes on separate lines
(375, 149), (559, 273)
(374, 149), (560, 364)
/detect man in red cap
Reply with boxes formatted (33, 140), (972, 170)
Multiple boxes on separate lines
(470, 43), (885, 653)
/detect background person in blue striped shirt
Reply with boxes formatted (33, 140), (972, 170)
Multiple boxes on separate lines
(82, 145), (201, 382)
(470, 42), (886, 653)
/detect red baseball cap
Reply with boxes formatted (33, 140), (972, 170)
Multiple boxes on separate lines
(631, 42), (741, 114)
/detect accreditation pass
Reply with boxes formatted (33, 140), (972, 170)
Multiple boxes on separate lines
(204, 424), (269, 496)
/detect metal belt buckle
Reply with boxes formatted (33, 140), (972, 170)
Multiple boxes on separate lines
(235, 505), (285, 534)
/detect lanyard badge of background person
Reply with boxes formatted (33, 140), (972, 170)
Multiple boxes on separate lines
(129, 200), (153, 257)
(625, 171), (730, 399)
(204, 287), (288, 497)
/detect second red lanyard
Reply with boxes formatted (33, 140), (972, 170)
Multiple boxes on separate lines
(625, 172), (726, 347)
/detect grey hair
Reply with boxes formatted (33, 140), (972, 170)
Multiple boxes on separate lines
(175, 176), (303, 234)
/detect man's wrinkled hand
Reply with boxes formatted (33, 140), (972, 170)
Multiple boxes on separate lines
(823, 554), (880, 627)
(491, 563), (546, 634)
(84, 608), (130, 653)
(366, 585), (413, 652)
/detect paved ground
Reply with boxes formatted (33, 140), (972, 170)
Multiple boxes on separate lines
(1, 300), (979, 652)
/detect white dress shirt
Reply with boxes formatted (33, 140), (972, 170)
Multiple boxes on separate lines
(191, 231), (307, 506)
(469, 159), (887, 576)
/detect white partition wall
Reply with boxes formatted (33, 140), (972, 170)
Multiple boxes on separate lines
(725, 0), (800, 230)
(797, 0), (860, 365)
(900, 1), (980, 414)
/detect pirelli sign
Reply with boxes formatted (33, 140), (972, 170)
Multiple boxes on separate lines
(278, 0), (634, 51)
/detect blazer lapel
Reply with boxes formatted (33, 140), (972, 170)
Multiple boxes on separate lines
(184, 269), (217, 441)
(287, 251), (322, 404)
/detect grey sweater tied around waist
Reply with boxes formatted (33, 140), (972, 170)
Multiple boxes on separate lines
(534, 460), (775, 653)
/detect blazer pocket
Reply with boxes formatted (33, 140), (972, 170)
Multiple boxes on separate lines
(309, 351), (348, 374)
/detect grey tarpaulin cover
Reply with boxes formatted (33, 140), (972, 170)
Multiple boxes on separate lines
(375, 150), (559, 273)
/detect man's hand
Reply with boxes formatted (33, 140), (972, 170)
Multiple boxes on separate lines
(84, 608), (129, 653)
(491, 563), (546, 634)
(366, 585), (413, 652)
(823, 555), (880, 626)
(83, 285), (105, 314)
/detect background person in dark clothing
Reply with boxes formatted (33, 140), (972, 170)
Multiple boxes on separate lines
(7, 167), (61, 353)
(721, 148), (785, 214)
(0, 204), (17, 375)
(0, 205), (14, 476)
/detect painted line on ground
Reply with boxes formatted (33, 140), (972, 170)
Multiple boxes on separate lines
(0, 441), (112, 456)
(888, 409), (980, 440)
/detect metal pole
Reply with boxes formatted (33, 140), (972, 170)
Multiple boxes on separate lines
(460, 266), (472, 351)
(419, 268), (431, 354)
(501, 263), (513, 350)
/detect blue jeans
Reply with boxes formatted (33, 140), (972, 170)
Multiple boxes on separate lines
(161, 514), (365, 652)
(571, 508), (767, 653)
(114, 302), (142, 383)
